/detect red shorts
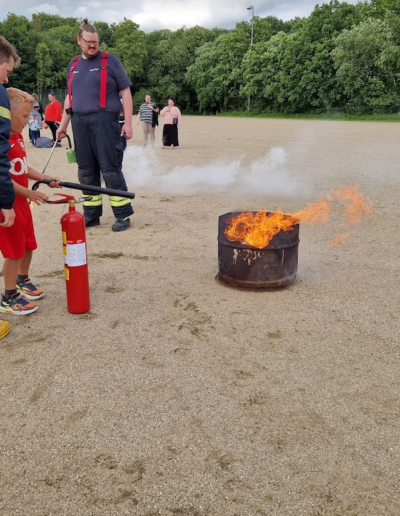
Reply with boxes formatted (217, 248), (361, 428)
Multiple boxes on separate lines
(0, 204), (37, 259)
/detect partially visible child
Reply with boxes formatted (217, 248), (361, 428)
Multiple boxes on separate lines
(29, 102), (42, 145)
(0, 88), (59, 315)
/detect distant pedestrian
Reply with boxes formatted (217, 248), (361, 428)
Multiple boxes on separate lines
(29, 103), (43, 145)
(44, 92), (62, 146)
(160, 96), (182, 149)
(30, 93), (43, 141)
(31, 93), (44, 117)
(137, 93), (158, 148)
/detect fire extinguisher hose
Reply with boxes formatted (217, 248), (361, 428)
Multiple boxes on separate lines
(32, 179), (135, 199)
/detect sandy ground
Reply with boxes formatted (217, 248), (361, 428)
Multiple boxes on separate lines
(0, 115), (399, 516)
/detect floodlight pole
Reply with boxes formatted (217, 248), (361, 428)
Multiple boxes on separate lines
(247, 6), (254, 112)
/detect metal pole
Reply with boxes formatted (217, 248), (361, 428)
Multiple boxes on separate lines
(247, 6), (254, 112)
(250, 6), (254, 46)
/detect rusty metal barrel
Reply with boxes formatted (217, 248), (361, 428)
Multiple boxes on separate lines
(217, 212), (300, 290)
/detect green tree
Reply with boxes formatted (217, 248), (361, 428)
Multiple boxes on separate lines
(0, 13), (36, 90)
(35, 42), (52, 96)
(109, 18), (147, 82)
(242, 1), (359, 113)
(186, 23), (250, 112)
(331, 17), (400, 112)
(40, 25), (79, 89)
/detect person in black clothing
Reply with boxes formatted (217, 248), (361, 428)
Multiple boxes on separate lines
(56, 19), (134, 232)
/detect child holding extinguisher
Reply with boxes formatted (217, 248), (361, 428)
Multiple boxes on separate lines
(0, 88), (60, 315)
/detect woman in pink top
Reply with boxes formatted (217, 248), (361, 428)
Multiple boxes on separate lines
(160, 96), (182, 148)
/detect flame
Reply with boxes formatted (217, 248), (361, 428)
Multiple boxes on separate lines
(224, 210), (298, 249)
(331, 185), (373, 224)
(224, 185), (372, 249)
(293, 198), (331, 223)
(328, 232), (351, 248)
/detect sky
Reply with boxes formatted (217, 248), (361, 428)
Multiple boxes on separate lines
(0, 0), (362, 32)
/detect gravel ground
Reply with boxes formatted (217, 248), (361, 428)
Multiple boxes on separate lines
(0, 115), (399, 516)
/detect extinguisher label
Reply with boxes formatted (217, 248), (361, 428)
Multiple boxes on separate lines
(64, 267), (69, 280)
(62, 231), (67, 245)
(64, 242), (87, 267)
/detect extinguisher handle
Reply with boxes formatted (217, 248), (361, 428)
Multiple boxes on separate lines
(48, 193), (75, 204)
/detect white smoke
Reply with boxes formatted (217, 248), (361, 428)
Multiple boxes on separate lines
(239, 148), (296, 195)
(123, 146), (297, 196)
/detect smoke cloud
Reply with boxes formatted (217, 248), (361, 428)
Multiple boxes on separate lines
(123, 146), (297, 196)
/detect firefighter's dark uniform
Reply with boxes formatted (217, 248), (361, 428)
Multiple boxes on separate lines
(0, 85), (15, 212)
(67, 52), (133, 222)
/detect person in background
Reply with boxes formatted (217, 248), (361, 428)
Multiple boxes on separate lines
(0, 88), (59, 316)
(31, 93), (44, 117)
(29, 102), (43, 145)
(137, 93), (158, 148)
(160, 96), (182, 149)
(30, 93), (43, 141)
(0, 35), (18, 339)
(56, 18), (134, 232)
(44, 92), (62, 146)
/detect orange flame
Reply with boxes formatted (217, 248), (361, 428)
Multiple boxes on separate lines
(224, 185), (372, 249)
(224, 211), (298, 249)
(331, 185), (373, 224)
(328, 232), (351, 248)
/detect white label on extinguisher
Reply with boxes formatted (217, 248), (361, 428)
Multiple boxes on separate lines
(64, 242), (87, 267)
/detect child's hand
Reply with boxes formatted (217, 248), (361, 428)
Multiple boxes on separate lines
(43, 175), (61, 188)
(28, 190), (49, 205)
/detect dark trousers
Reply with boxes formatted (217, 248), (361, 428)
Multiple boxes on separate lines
(30, 130), (39, 144)
(28, 129), (40, 141)
(45, 121), (60, 142)
(162, 124), (179, 147)
(71, 111), (133, 220)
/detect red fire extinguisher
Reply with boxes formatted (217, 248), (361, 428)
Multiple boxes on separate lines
(59, 194), (90, 314)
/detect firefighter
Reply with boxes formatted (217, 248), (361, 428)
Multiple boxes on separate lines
(56, 19), (133, 232)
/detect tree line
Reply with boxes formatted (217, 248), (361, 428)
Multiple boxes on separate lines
(1, 0), (400, 114)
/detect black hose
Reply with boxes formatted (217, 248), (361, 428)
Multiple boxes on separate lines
(32, 179), (135, 199)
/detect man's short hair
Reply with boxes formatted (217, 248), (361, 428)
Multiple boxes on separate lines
(0, 36), (20, 66)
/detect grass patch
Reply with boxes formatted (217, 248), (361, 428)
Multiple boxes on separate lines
(216, 110), (400, 122)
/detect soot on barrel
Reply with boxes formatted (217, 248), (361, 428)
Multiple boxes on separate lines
(217, 211), (300, 290)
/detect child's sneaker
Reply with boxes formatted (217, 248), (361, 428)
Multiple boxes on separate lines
(17, 278), (44, 300)
(0, 293), (38, 315)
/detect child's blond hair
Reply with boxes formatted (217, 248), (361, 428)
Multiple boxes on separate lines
(7, 88), (34, 110)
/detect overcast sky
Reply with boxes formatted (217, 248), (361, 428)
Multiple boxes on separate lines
(0, 1), (362, 32)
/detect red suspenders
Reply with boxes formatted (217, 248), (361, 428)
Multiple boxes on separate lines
(67, 55), (80, 111)
(99, 52), (108, 109)
(68, 52), (108, 112)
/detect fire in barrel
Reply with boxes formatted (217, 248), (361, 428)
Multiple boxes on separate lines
(218, 211), (300, 290)
(217, 185), (373, 291)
